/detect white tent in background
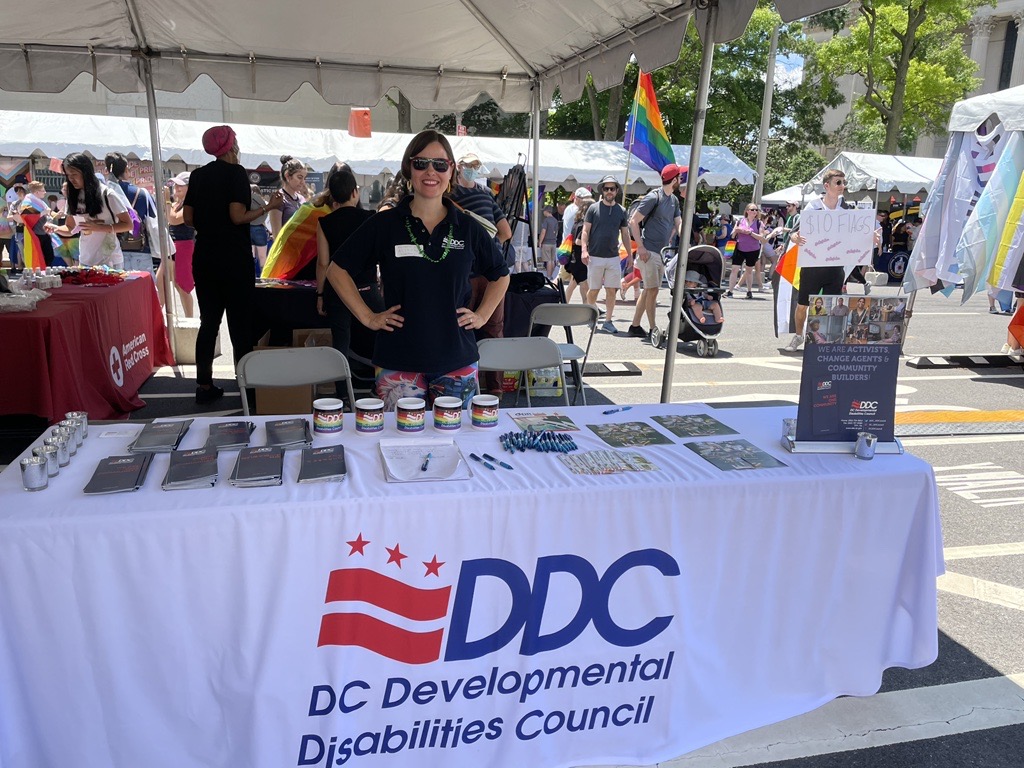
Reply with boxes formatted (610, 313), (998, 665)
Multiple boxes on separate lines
(802, 152), (944, 196)
(0, 110), (755, 190)
(762, 183), (806, 205)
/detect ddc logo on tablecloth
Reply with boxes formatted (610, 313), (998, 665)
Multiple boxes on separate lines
(318, 534), (680, 665)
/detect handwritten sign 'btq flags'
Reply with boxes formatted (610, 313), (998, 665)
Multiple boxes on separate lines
(797, 208), (875, 268)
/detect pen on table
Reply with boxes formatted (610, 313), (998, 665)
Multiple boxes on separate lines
(420, 452), (432, 471)
(482, 453), (514, 470)
(602, 406), (633, 415)
(469, 453), (496, 470)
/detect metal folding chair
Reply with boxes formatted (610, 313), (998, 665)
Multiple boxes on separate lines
(235, 347), (356, 416)
(476, 337), (569, 407)
(528, 303), (599, 405)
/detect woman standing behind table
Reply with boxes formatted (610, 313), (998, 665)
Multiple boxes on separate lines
(315, 168), (378, 399)
(268, 155), (307, 238)
(165, 172), (196, 318)
(55, 153), (132, 270)
(326, 130), (510, 410)
(184, 125), (284, 405)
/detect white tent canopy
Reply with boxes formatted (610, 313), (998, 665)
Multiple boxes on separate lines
(0, 110), (754, 189)
(803, 151), (944, 196)
(0, 0), (842, 113)
(947, 84), (1024, 133)
(761, 183), (805, 205)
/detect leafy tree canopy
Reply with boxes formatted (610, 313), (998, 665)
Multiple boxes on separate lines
(815, 0), (986, 153)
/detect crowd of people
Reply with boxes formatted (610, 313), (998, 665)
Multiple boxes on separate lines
(3, 136), (1020, 404)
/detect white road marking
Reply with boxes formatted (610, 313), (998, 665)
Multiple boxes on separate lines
(931, 462), (1024, 509)
(645, 673), (1024, 768)
(944, 542), (1024, 560)
(938, 571), (1024, 612)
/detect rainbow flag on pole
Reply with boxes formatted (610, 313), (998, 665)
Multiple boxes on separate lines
(623, 71), (675, 174)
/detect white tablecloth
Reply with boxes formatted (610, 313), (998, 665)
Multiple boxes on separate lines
(0, 405), (943, 768)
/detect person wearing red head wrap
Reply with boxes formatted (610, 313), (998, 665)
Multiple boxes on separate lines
(184, 127), (284, 404)
(201, 125), (237, 158)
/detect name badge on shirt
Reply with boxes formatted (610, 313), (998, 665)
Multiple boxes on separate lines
(394, 244), (421, 258)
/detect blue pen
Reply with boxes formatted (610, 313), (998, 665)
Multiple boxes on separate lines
(482, 453), (514, 470)
(469, 453), (496, 470)
(602, 406), (633, 415)
(420, 452), (432, 471)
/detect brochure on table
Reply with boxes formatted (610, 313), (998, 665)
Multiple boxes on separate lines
(792, 295), (905, 454)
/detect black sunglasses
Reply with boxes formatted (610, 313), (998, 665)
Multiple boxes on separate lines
(832, 179), (847, 186)
(602, 186), (617, 192)
(410, 157), (452, 173)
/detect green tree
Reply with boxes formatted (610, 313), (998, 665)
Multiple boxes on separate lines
(424, 99), (529, 138)
(815, 0), (985, 153)
(547, 8), (841, 170)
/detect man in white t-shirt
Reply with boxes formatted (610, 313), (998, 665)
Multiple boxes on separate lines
(787, 170), (879, 352)
(561, 187), (591, 246)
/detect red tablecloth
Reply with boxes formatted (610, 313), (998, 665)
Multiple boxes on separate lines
(0, 274), (174, 422)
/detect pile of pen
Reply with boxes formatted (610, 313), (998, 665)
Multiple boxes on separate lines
(499, 431), (578, 453)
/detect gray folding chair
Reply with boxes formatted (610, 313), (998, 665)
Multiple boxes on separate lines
(235, 347), (356, 416)
(477, 337), (569, 407)
(528, 303), (599, 405)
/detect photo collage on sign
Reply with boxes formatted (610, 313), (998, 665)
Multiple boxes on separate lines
(804, 295), (907, 346)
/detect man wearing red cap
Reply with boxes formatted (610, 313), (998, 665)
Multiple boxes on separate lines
(184, 126), (284, 404)
(626, 164), (682, 338)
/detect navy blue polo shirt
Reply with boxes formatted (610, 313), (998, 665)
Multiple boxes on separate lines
(333, 196), (508, 373)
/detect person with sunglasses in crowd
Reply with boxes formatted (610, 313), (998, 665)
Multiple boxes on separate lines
(582, 175), (632, 334)
(788, 169), (879, 352)
(325, 130), (509, 411)
(726, 203), (768, 299)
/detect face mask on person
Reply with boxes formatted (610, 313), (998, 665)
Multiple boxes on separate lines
(461, 167), (478, 182)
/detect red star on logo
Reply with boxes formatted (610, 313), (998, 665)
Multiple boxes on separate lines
(385, 544), (407, 568)
(346, 533), (370, 556)
(423, 555), (445, 577)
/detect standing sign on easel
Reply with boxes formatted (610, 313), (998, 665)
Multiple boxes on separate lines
(792, 295), (907, 450)
(797, 208), (876, 267)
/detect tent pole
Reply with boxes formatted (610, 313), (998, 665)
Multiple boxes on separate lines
(531, 80), (542, 268)
(752, 22), (780, 204)
(623, 74), (641, 191)
(660, 1), (718, 404)
(140, 55), (177, 360)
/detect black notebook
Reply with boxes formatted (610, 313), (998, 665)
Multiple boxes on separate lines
(207, 421), (255, 450)
(297, 444), (347, 484)
(264, 418), (312, 449)
(162, 446), (219, 490)
(230, 446), (284, 487)
(129, 419), (193, 453)
(83, 453), (154, 495)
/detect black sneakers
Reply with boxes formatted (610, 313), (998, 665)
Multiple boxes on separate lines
(627, 325), (647, 338)
(195, 384), (224, 405)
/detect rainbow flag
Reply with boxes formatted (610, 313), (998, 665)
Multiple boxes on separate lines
(772, 243), (802, 337)
(623, 71), (675, 174)
(723, 240), (736, 258)
(19, 199), (55, 270)
(261, 204), (330, 279)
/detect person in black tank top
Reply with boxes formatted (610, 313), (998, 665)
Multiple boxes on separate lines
(316, 169), (381, 397)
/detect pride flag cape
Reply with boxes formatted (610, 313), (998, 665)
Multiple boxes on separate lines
(555, 233), (573, 264)
(623, 71), (675, 174)
(772, 243), (801, 337)
(988, 167), (1024, 291)
(19, 202), (55, 270)
(260, 203), (330, 279)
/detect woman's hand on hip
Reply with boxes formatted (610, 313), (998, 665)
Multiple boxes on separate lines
(456, 307), (485, 330)
(367, 305), (404, 332)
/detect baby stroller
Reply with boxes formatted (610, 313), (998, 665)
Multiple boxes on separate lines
(651, 244), (725, 357)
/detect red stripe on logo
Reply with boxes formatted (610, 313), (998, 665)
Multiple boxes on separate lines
(318, 612), (443, 664)
(324, 568), (451, 621)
